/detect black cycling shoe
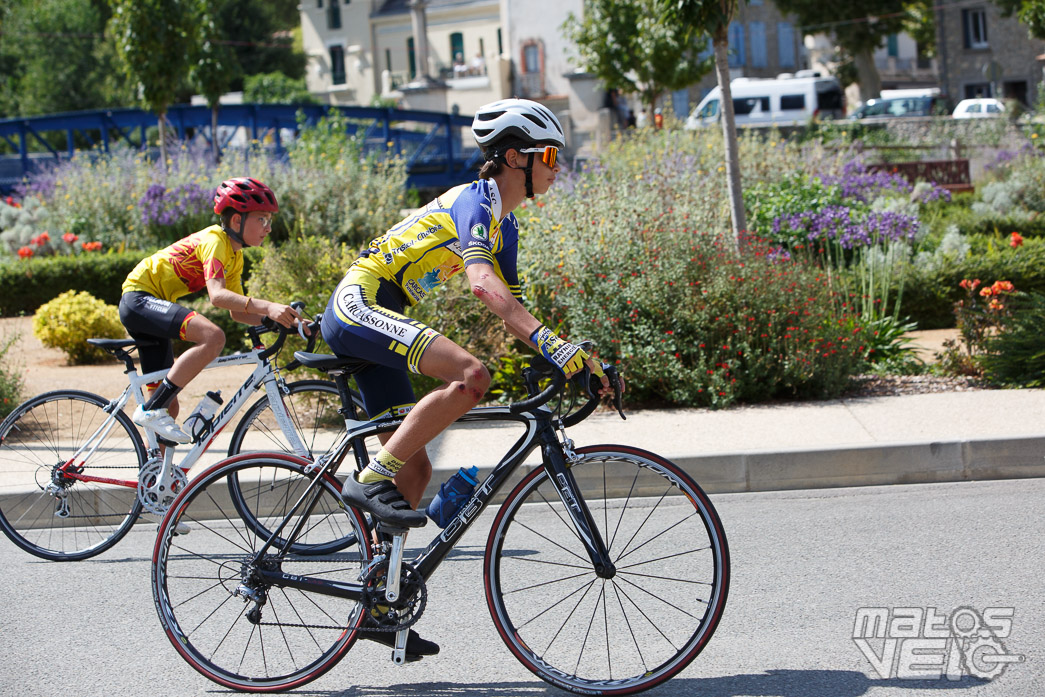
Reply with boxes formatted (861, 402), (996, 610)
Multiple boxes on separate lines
(341, 475), (428, 528)
(360, 627), (440, 661)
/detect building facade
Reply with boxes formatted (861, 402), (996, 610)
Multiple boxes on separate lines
(936, 1), (1045, 105)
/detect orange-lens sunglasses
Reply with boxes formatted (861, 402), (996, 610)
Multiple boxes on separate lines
(519, 145), (558, 168)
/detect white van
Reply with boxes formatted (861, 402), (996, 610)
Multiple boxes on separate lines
(684, 71), (845, 129)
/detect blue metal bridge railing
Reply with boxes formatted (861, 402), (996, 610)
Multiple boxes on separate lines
(0, 103), (484, 192)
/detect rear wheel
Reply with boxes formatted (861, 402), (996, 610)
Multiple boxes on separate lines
(227, 379), (362, 555)
(484, 445), (729, 695)
(0, 390), (145, 561)
(152, 453), (372, 692)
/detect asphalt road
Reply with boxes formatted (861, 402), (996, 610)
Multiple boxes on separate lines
(1, 477), (1042, 697)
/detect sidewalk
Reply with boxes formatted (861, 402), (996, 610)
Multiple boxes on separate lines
(421, 387), (1045, 501)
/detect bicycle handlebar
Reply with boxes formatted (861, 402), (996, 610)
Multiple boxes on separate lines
(508, 353), (625, 423)
(255, 301), (319, 364)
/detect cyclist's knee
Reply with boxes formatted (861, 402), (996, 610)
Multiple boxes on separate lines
(454, 361), (489, 404)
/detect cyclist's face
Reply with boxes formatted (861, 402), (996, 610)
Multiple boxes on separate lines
(241, 212), (273, 246)
(514, 148), (560, 196)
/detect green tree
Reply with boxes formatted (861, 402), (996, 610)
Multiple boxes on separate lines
(190, 0), (240, 162)
(994, 0), (1045, 39)
(243, 73), (318, 104)
(0, 0), (131, 117)
(661, 0), (745, 246)
(214, 0), (306, 89)
(564, 0), (711, 118)
(107, 0), (199, 170)
(773, 0), (908, 101)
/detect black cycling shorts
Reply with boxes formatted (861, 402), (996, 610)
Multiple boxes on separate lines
(118, 291), (198, 377)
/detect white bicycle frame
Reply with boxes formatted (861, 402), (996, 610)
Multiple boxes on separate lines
(61, 345), (308, 510)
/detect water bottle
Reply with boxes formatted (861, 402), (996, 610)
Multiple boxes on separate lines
(426, 466), (479, 528)
(184, 390), (223, 443)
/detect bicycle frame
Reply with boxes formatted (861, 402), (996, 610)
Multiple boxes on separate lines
(57, 346), (308, 494)
(248, 399), (615, 602)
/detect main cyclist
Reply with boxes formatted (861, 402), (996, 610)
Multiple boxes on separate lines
(120, 177), (306, 443)
(321, 98), (611, 659)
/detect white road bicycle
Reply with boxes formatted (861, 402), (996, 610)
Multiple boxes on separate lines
(0, 305), (360, 561)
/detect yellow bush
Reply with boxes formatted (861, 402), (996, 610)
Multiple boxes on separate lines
(33, 290), (126, 364)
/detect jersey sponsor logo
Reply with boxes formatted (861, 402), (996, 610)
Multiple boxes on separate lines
(470, 223), (488, 241)
(405, 279), (426, 302)
(335, 286), (410, 339)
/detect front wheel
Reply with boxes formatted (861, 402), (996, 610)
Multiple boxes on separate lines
(0, 390), (146, 561)
(152, 453), (373, 692)
(484, 445), (729, 695)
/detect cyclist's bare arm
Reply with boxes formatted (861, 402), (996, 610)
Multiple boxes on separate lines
(465, 264), (609, 391)
(205, 277), (308, 333)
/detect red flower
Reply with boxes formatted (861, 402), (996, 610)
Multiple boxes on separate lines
(959, 278), (981, 291)
(62, 232), (78, 244)
(81, 241), (103, 252)
(17, 246), (33, 259)
(4, 196), (17, 208)
(1010, 232), (1024, 248)
(32, 231), (50, 246)
(992, 280), (1015, 294)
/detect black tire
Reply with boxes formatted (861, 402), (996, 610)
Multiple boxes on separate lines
(152, 453), (373, 692)
(226, 379), (361, 555)
(0, 390), (146, 561)
(484, 445), (729, 695)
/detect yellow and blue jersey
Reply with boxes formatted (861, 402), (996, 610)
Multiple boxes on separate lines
(352, 179), (522, 305)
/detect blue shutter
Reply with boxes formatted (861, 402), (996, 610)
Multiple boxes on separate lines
(728, 23), (745, 67)
(778, 22), (795, 68)
(750, 22), (767, 68)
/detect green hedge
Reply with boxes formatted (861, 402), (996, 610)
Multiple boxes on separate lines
(900, 245), (1045, 328)
(0, 248), (260, 317)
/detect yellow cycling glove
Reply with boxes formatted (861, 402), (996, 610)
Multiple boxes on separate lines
(531, 325), (590, 375)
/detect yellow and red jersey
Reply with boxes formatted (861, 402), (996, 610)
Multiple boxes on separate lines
(123, 225), (244, 302)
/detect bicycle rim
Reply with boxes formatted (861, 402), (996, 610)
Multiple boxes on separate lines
(484, 445), (729, 695)
(0, 390), (145, 561)
(153, 453), (372, 692)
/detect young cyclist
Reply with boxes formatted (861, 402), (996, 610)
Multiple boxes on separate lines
(120, 177), (306, 443)
(321, 99), (612, 659)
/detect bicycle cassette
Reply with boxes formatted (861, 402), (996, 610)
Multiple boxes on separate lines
(137, 460), (188, 516)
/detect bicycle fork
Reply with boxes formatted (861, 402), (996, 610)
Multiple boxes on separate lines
(541, 432), (616, 579)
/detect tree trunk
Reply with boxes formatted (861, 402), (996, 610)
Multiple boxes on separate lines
(158, 109), (169, 174)
(853, 48), (882, 103)
(211, 104), (220, 163)
(713, 29), (745, 250)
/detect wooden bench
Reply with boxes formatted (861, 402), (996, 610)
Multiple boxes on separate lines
(867, 159), (974, 194)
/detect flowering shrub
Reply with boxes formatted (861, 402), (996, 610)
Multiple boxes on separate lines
(0, 331), (25, 419)
(15, 114), (408, 254)
(936, 279), (1018, 376)
(979, 291), (1045, 387)
(138, 181), (214, 246)
(32, 290), (126, 364)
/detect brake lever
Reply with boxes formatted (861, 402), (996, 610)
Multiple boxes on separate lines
(605, 365), (626, 420)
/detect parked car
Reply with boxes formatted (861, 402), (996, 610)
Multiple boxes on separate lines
(848, 95), (951, 120)
(684, 71), (845, 129)
(952, 98), (1005, 119)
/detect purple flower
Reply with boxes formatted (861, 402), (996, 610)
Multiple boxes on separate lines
(821, 161), (912, 203)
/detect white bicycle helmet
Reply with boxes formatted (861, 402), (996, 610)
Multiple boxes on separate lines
(472, 98), (565, 155)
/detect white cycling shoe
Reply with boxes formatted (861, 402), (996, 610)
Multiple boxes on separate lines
(133, 406), (191, 444)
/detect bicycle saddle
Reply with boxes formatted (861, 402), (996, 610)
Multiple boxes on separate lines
(293, 351), (372, 374)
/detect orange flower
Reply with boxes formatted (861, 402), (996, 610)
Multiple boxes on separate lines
(992, 280), (1015, 294)
(979, 286), (994, 297)
(988, 298), (1004, 311)
(81, 241), (103, 252)
(959, 278), (981, 291)
(17, 246), (33, 259)
(1010, 231), (1024, 248)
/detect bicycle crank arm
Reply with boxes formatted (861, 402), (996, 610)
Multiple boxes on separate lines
(381, 526), (409, 603)
(392, 629), (409, 665)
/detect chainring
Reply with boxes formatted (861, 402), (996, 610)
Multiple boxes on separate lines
(358, 560), (427, 633)
(137, 460), (188, 516)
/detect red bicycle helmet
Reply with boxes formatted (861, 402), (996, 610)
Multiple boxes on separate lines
(213, 177), (279, 215)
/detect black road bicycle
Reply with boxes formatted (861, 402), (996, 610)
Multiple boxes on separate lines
(151, 352), (730, 695)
